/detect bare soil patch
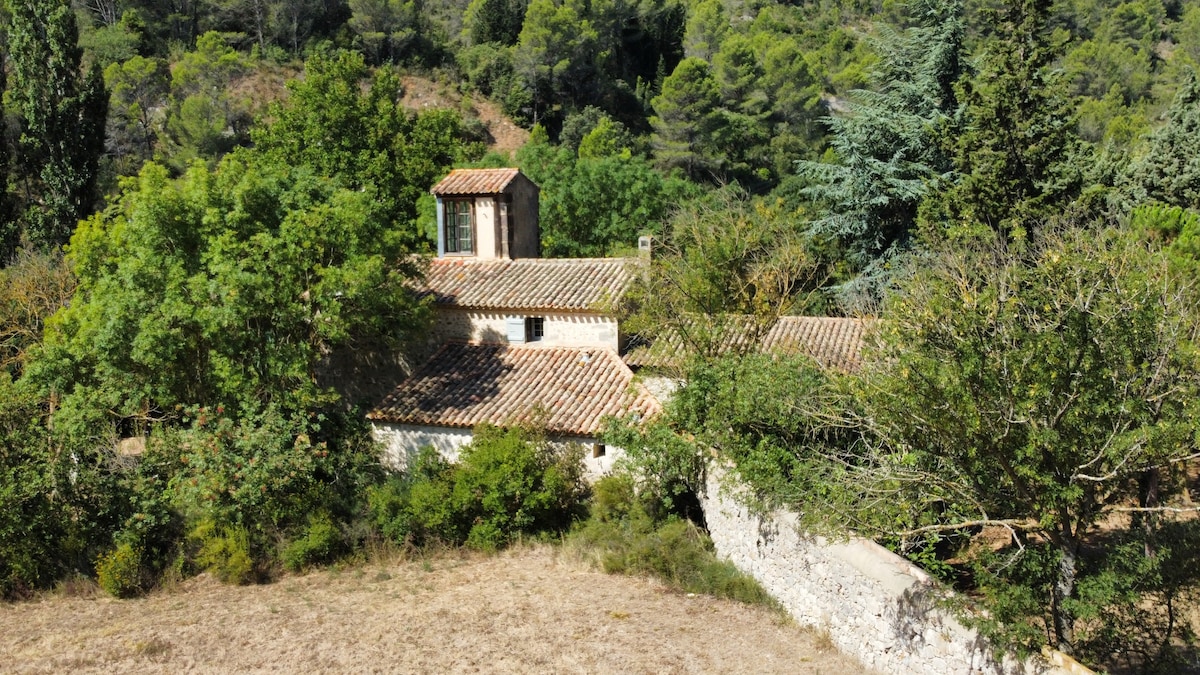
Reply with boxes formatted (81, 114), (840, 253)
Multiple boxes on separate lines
(399, 76), (529, 156)
(0, 545), (867, 674)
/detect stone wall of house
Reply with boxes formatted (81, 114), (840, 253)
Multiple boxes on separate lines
(699, 466), (1091, 675)
(374, 423), (473, 469)
(429, 309), (620, 350)
(372, 423), (621, 480)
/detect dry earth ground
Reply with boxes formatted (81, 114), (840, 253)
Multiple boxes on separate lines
(0, 546), (869, 674)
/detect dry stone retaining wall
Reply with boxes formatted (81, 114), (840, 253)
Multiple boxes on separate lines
(698, 466), (1089, 675)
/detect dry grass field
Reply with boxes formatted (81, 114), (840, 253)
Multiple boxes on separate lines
(0, 545), (868, 674)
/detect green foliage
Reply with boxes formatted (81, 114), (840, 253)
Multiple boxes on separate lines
(103, 55), (170, 178)
(190, 519), (255, 584)
(920, 0), (1087, 243)
(28, 157), (431, 431)
(798, 0), (966, 304)
(157, 406), (377, 535)
(8, 0), (108, 251)
(1121, 72), (1200, 210)
(855, 224), (1200, 657)
(650, 57), (723, 181)
(251, 50), (470, 245)
(369, 426), (589, 551)
(621, 188), (828, 370)
(161, 32), (254, 168)
(96, 540), (146, 598)
(568, 474), (776, 607)
(348, 0), (433, 65)
(516, 129), (695, 256)
(464, 0), (528, 46)
(282, 511), (344, 572)
(0, 376), (63, 598)
(638, 215), (1200, 665)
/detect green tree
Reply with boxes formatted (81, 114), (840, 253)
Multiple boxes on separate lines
(104, 56), (170, 178)
(650, 57), (723, 181)
(463, 0), (528, 45)
(797, 0), (965, 303)
(517, 129), (693, 256)
(250, 50), (468, 249)
(27, 158), (431, 438)
(919, 0), (1086, 242)
(513, 0), (603, 126)
(681, 0), (728, 61)
(348, 0), (429, 64)
(856, 225), (1200, 658)
(162, 31), (253, 168)
(621, 188), (827, 369)
(8, 0), (109, 252)
(1121, 72), (1200, 210)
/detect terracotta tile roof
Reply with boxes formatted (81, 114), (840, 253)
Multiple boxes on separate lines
(368, 343), (661, 436)
(761, 316), (865, 370)
(431, 168), (525, 195)
(420, 258), (633, 312)
(624, 316), (866, 371)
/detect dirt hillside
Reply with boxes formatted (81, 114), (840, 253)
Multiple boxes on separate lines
(0, 545), (869, 674)
(399, 76), (530, 157)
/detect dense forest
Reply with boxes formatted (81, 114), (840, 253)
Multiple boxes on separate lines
(1, 0), (1199, 671)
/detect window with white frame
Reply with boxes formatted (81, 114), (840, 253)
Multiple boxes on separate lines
(526, 316), (545, 342)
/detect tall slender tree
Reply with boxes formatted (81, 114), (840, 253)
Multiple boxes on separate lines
(796, 0), (966, 304)
(0, 62), (14, 264)
(919, 0), (1085, 244)
(8, 0), (108, 252)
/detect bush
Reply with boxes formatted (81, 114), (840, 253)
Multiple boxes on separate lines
(368, 425), (589, 550)
(152, 405), (382, 575)
(190, 520), (255, 585)
(96, 541), (145, 598)
(282, 512), (344, 572)
(569, 474), (775, 607)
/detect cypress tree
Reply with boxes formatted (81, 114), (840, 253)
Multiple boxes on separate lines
(919, 0), (1085, 244)
(8, 0), (109, 252)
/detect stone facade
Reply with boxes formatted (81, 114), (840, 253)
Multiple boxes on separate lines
(373, 422), (620, 480)
(429, 308), (620, 351)
(699, 466), (1091, 675)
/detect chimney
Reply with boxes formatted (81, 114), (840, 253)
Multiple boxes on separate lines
(637, 235), (654, 260)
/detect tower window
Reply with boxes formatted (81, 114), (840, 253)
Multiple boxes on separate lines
(444, 200), (473, 254)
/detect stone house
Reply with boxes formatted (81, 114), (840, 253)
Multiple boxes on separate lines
(368, 167), (865, 478)
(369, 169), (659, 477)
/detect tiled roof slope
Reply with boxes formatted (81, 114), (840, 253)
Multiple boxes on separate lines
(368, 343), (660, 436)
(421, 258), (632, 312)
(762, 316), (865, 370)
(625, 316), (865, 371)
(431, 168), (523, 195)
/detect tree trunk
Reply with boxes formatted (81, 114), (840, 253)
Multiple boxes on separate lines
(1051, 539), (1079, 654)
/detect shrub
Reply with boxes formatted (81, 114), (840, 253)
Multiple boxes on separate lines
(368, 425), (589, 551)
(96, 541), (145, 598)
(282, 512), (344, 572)
(569, 474), (775, 608)
(190, 520), (255, 585)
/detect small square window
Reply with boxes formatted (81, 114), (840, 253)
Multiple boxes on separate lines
(592, 443), (606, 458)
(527, 317), (545, 342)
